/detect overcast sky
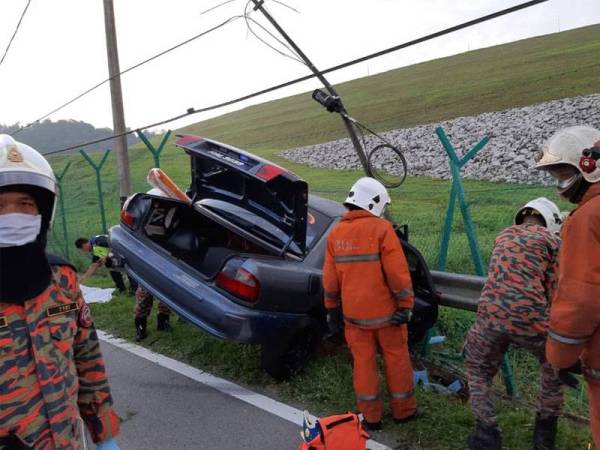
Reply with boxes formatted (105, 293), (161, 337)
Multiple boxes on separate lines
(1, 0), (599, 132)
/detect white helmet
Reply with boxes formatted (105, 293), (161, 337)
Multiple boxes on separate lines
(344, 177), (391, 217)
(535, 125), (600, 202)
(0, 135), (56, 232)
(514, 197), (562, 235)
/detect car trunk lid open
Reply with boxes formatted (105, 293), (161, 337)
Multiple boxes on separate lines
(175, 135), (309, 256)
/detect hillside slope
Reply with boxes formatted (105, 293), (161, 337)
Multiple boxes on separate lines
(180, 24), (600, 151)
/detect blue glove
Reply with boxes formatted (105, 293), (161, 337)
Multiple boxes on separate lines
(97, 439), (120, 450)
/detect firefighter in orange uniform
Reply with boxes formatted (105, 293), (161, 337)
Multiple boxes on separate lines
(535, 125), (600, 448)
(0, 135), (120, 449)
(322, 177), (419, 431)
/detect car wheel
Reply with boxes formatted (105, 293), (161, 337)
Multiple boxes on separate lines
(261, 321), (319, 381)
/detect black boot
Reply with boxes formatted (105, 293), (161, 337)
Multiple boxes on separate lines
(533, 414), (558, 450)
(135, 317), (147, 342)
(157, 313), (172, 331)
(468, 420), (502, 450)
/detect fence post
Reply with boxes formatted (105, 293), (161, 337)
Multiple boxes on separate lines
(435, 127), (518, 397)
(136, 129), (171, 168)
(55, 161), (72, 259)
(80, 149), (111, 234)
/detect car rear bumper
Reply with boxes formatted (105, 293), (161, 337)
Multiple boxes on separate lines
(109, 225), (312, 345)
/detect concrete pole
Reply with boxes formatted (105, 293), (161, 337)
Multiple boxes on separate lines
(103, 0), (131, 203)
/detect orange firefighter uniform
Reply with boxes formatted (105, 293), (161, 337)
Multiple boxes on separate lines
(0, 263), (120, 449)
(323, 209), (416, 423)
(546, 183), (600, 447)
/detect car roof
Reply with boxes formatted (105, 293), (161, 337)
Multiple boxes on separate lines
(308, 194), (346, 218)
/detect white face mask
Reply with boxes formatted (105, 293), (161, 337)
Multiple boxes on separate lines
(0, 213), (42, 248)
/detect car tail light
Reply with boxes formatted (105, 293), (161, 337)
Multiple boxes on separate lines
(216, 267), (261, 302)
(120, 209), (136, 228)
(120, 195), (138, 229)
(256, 164), (285, 181)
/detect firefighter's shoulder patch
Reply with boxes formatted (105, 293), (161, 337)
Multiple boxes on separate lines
(78, 303), (93, 328)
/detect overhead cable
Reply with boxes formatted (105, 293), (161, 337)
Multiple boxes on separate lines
(43, 0), (548, 155)
(11, 14), (243, 136)
(0, 0), (33, 68)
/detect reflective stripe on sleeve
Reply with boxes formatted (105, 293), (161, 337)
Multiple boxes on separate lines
(334, 253), (380, 263)
(392, 288), (414, 301)
(548, 329), (589, 345)
(345, 315), (394, 327)
(356, 393), (378, 402)
(390, 390), (414, 400)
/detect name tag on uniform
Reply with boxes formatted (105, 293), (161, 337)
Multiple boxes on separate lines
(46, 302), (79, 317)
(0, 316), (7, 328)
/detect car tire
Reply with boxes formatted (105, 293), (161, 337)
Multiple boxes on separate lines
(261, 321), (320, 381)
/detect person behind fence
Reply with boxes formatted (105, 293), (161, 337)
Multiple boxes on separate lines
(463, 197), (564, 450)
(535, 125), (600, 449)
(134, 286), (172, 341)
(0, 135), (120, 449)
(322, 177), (420, 431)
(75, 234), (137, 295)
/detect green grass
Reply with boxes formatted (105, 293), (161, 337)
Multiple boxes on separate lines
(47, 24), (600, 449)
(178, 25), (600, 151)
(87, 280), (592, 449)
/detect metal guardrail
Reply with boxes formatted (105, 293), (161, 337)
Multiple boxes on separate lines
(431, 270), (486, 312)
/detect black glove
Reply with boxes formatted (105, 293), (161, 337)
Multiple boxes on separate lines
(558, 361), (582, 389)
(390, 308), (413, 326)
(326, 308), (343, 335)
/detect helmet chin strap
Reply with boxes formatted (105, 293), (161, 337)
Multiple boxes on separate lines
(558, 173), (590, 204)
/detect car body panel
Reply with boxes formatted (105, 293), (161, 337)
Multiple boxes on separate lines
(109, 138), (438, 352)
(110, 225), (311, 345)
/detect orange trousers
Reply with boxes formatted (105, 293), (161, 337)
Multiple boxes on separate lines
(589, 381), (600, 449)
(345, 324), (416, 423)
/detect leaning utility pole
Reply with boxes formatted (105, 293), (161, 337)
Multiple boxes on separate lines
(103, 0), (131, 203)
(250, 0), (371, 176)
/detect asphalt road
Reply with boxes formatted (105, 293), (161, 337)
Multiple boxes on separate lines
(101, 340), (301, 450)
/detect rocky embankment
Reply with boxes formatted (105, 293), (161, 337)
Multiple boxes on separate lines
(281, 94), (600, 185)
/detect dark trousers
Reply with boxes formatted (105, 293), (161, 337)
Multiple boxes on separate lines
(108, 270), (138, 293)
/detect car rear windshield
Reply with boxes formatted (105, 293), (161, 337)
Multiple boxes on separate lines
(198, 198), (331, 255)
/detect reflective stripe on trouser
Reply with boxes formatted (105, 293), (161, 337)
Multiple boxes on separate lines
(134, 287), (171, 319)
(464, 322), (564, 425)
(345, 324), (416, 422)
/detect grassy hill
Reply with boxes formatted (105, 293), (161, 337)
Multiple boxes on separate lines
(45, 25), (599, 448)
(180, 24), (600, 150)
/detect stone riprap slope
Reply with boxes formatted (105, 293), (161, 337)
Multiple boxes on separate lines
(280, 94), (600, 185)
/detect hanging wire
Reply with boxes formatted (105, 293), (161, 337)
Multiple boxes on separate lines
(35, 0), (548, 156)
(0, 0), (33, 68)
(243, 0), (307, 66)
(11, 14), (244, 136)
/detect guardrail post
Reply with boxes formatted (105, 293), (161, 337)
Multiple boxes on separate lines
(55, 162), (72, 259)
(435, 127), (518, 397)
(136, 129), (171, 168)
(80, 149), (111, 234)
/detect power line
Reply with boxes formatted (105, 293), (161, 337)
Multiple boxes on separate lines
(0, 0), (33, 68)
(11, 14), (243, 136)
(43, 0), (548, 156)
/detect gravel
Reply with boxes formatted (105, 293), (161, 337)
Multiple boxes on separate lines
(280, 94), (600, 185)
